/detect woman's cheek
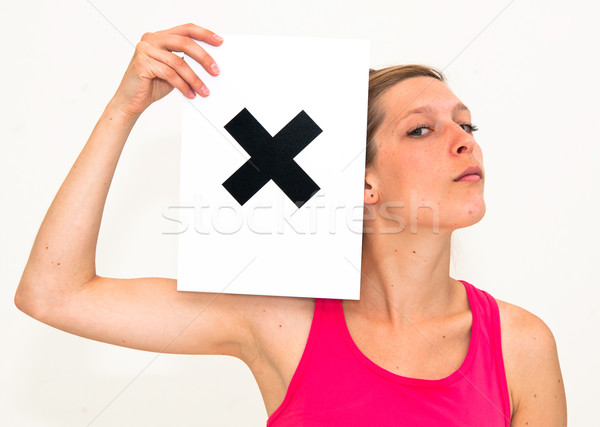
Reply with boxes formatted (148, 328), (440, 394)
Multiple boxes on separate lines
(473, 144), (484, 165)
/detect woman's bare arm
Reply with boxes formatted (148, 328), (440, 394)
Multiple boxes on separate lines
(498, 300), (567, 426)
(14, 24), (259, 359)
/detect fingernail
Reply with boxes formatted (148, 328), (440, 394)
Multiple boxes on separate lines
(212, 34), (223, 43)
(200, 85), (210, 96)
(188, 90), (196, 98)
(210, 63), (220, 75)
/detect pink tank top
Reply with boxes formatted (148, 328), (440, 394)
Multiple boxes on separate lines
(266, 280), (511, 426)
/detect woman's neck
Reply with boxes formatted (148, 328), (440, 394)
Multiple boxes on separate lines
(355, 229), (456, 324)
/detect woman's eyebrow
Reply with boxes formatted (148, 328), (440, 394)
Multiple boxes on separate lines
(388, 102), (471, 133)
(401, 103), (470, 119)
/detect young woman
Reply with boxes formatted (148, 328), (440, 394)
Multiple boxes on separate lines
(15, 23), (567, 426)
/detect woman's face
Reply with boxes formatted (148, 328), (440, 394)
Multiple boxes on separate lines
(366, 76), (485, 233)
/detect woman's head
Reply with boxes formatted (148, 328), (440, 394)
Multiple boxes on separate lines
(366, 65), (447, 167)
(364, 65), (485, 234)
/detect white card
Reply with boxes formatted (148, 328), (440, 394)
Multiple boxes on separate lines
(177, 35), (369, 299)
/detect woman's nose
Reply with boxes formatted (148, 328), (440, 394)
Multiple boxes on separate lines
(451, 123), (475, 155)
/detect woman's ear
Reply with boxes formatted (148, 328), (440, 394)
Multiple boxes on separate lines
(364, 167), (379, 204)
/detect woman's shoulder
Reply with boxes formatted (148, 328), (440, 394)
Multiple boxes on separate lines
(494, 297), (557, 360)
(238, 294), (317, 359)
(242, 294), (317, 324)
(234, 294), (317, 412)
(493, 297), (565, 422)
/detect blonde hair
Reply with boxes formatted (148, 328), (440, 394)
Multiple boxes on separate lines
(366, 65), (447, 166)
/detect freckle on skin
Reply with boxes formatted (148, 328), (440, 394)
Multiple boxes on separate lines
(534, 393), (536, 398)
(45, 246), (48, 250)
(57, 263), (60, 266)
(279, 324), (281, 327)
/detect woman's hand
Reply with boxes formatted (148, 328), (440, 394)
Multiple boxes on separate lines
(110, 23), (223, 118)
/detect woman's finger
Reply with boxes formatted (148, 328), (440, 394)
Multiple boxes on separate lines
(158, 22), (224, 47)
(150, 33), (220, 78)
(134, 49), (198, 98)
(141, 41), (209, 97)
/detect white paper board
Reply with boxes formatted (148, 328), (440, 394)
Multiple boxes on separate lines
(177, 35), (369, 299)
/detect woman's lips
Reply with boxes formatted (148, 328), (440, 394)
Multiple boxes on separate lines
(455, 165), (483, 181)
(456, 174), (481, 182)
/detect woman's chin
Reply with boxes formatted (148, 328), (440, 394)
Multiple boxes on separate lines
(449, 201), (486, 230)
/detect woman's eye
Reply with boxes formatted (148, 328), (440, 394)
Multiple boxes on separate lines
(407, 125), (432, 137)
(461, 123), (479, 133)
(407, 122), (479, 137)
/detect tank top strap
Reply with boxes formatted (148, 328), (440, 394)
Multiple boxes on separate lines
(460, 281), (505, 375)
(267, 297), (333, 426)
(459, 280), (512, 422)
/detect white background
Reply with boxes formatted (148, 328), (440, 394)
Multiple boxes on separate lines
(1, 0), (598, 425)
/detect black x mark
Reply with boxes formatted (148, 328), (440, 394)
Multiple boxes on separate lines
(222, 108), (322, 208)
